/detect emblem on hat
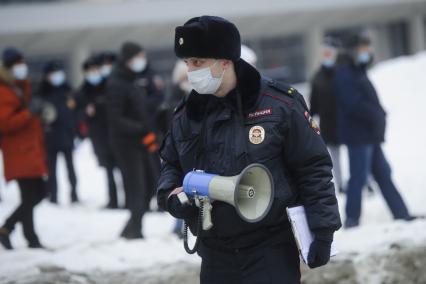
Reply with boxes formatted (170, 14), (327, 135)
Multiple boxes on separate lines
(179, 37), (184, 45)
(249, 126), (265, 145)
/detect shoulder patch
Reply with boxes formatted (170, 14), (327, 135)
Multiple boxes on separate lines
(261, 93), (292, 106)
(266, 79), (297, 98)
(266, 79), (310, 113)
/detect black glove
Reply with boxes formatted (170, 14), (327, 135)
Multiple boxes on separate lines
(166, 194), (197, 219)
(28, 97), (44, 115)
(307, 229), (334, 269)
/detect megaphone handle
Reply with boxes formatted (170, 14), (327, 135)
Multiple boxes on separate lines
(201, 198), (213, 231)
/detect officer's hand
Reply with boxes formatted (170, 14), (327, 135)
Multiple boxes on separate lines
(141, 132), (159, 153)
(166, 187), (197, 219)
(307, 230), (333, 269)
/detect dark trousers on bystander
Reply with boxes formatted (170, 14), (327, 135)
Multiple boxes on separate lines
(3, 178), (46, 246)
(345, 144), (410, 227)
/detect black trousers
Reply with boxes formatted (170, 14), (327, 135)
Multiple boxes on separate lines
(199, 240), (301, 284)
(105, 161), (118, 207)
(3, 178), (46, 245)
(113, 144), (150, 236)
(47, 148), (78, 203)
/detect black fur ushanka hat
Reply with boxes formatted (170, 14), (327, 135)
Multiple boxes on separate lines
(174, 16), (241, 61)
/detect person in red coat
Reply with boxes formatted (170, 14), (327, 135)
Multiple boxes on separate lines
(0, 47), (48, 250)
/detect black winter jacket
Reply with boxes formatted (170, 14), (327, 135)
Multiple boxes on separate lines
(37, 82), (76, 152)
(157, 59), (341, 250)
(334, 60), (386, 145)
(309, 66), (339, 145)
(76, 81), (114, 167)
(106, 64), (154, 148)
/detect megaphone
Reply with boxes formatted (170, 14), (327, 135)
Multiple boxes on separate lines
(181, 163), (274, 230)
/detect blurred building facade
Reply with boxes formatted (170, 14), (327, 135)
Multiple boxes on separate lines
(0, 0), (425, 84)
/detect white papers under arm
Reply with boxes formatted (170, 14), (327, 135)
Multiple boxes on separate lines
(286, 205), (338, 264)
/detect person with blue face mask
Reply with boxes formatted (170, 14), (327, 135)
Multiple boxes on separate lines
(37, 60), (79, 205)
(106, 42), (164, 239)
(95, 52), (117, 79)
(309, 37), (344, 194)
(334, 33), (421, 229)
(157, 16), (342, 283)
(74, 56), (120, 209)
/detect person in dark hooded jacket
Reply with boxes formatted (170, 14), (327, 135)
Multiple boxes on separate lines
(106, 42), (160, 239)
(75, 57), (119, 208)
(37, 60), (78, 204)
(157, 16), (341, 284)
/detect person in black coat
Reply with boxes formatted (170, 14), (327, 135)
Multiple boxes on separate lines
(157, 16), (341, 283)
(334, 34), (417, 228)
(309, 38), (344, 193)
(75, 57), (119, 208)
(106, 42), (160, 239)
(37, 60), (78, 204)
(131, 52), (165, 211)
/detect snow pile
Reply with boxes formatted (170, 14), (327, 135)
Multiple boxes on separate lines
(1, 52), (426, 283)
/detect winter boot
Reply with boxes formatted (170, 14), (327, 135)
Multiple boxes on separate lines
(0, 227), (13, 250)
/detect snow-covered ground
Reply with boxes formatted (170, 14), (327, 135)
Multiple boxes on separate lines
(1, 52), (426, 283)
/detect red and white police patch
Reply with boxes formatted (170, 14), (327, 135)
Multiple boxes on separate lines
(247, 108), (272, 119)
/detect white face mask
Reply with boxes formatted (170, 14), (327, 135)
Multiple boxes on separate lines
(49, 70), (66, 87)
(100, 64), (112, 77)
(130, 58), (147, 73)
(85, 71), (102, 86)
(187, 61), (225, 95)
(12, 63), (28, 80)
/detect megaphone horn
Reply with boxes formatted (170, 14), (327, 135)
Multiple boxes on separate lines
(183, 163), (274, 224)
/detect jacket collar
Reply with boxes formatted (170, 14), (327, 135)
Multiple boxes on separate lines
(185, 59), (261, 121)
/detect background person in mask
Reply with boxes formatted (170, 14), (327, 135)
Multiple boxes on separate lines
(75, 57), (120, 209)
(157, 16), (341, 283)
(106, 42), (160, 239)
(334, 33), (419, 228)
(37, 60), (79, 204)
(309, 37), (344, 194)
(0, 47), (48, 250)
(128, 47), (165, 212)
(96, 52), (117, 80)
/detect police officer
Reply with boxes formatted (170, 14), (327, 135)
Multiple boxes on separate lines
(75, 57), (119, 208)
(38, 60), (79, 204)
(157, 16), (341, 283)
